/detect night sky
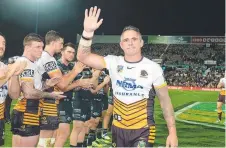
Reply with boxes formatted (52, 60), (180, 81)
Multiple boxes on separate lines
(0, 0), (225, 58)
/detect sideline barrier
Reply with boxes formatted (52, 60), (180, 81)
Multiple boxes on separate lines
(168, 86), (221, 91)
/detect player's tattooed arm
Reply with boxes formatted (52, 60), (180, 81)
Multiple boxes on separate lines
(41, 77), (61, 91)
(21, 81), (65, 100)
(155, 86), (177, 134)
(78, 43), (91, 55)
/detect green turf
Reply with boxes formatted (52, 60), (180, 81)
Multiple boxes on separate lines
(177, 102), (225, 126)
(4, 90), (225, 147)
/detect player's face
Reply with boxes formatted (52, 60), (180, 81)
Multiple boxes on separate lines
(62, 46), (75, 62)
(0, 36), (6, 58)
(30, 41), (44, 59)
(54, 38), (64, 53)
(120, 30), (143, 56)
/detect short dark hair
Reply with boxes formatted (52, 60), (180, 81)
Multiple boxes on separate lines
(62, 42), (75, 51)
(121, 25), (142, 40)
(122, 25), (141, 34)
(45, 30), (63, 45)
(23, 33), (43, 47)
(0, 32), (6, 42)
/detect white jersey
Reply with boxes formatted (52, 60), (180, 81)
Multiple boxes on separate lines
(104, 55), (166, 129)
(36, 51), (61, 107)
(220, 78), (226, 89)
(0, 62), (7, 104)
(36, 51), (60, 77)
(0, 62), (8, 119)
(104, 55), (166, 104)
(14, 57), (43, 121)
(17, 57), (42, 91)
(219, 78), (226, 95)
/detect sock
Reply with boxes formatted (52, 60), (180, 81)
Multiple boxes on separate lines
(102, 128), (108, 135)
(218, 111), (222, 120)
(77, 142), (83, 147)
(83, 140), (87, 147)
(87, 130), (96, 146)
(96, 128), (102, 139)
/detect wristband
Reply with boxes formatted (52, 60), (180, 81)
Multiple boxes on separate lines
(81, 35), (92, 40)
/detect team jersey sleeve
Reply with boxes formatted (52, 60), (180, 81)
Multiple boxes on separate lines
(19, 60), (35, 83)
(152, 64), (167, 89)
(104, 55), (116, 70)
(42, 57), (61, 76)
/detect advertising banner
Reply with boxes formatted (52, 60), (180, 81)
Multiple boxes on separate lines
(191, 36), (225, 44)
(148, 36), (168, 44)
(168, 86), (221, 91)
(167, 36), (191, 44)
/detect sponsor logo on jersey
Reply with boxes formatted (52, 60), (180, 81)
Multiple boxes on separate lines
(44, 61), (58, 72)
(117, 65), (123, 73)
(116, 78), (143, 91)
(20, 69), (34, 78)
(115, 91), (145, 97)
(127, 66), (135, 69)
(140, 70), (148, 78)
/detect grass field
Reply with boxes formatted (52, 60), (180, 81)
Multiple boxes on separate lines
(4, 90), (225, 147)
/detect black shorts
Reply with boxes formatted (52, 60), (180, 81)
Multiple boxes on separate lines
(11, 110), (40, 136)
(102, 94), (109, 111)
(217, 94), (225, 104)
(40, 98), (59, 130)
(59, 99), (72, 124)
(108, 96), (113, 105)
(91, 94), (106, 118)
(111, 124), (155, 147)
(0, 119), (4, 146)
(71, 91), (91, 122)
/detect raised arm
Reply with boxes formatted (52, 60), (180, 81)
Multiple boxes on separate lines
(77, 6), (106, 70)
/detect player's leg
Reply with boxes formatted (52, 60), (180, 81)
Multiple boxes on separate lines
(102, 103), (113, 141)
(38, 116), (59, 147)
(0, 119), (5, 146)
(216, 94), (224, 122)
(38, 99), (59, 147)
(54, 100), (72, 147)
(87, 95), (103, 146)
(111, 124), (126, 147)
(87, 117), (101, 146)
(54, 123), (70, 147)
(77, 122), (87, 147)
(70, 120), (84, 147)
(11, 110), (40, 147)
(132, 126), (156, 148)
(13, 135), (39, 147)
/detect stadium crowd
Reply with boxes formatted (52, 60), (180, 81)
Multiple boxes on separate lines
(89, 43), (225, 88)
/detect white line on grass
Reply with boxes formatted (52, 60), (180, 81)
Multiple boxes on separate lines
(175, 102), (200, 116)
(175, 102), (225, 129)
